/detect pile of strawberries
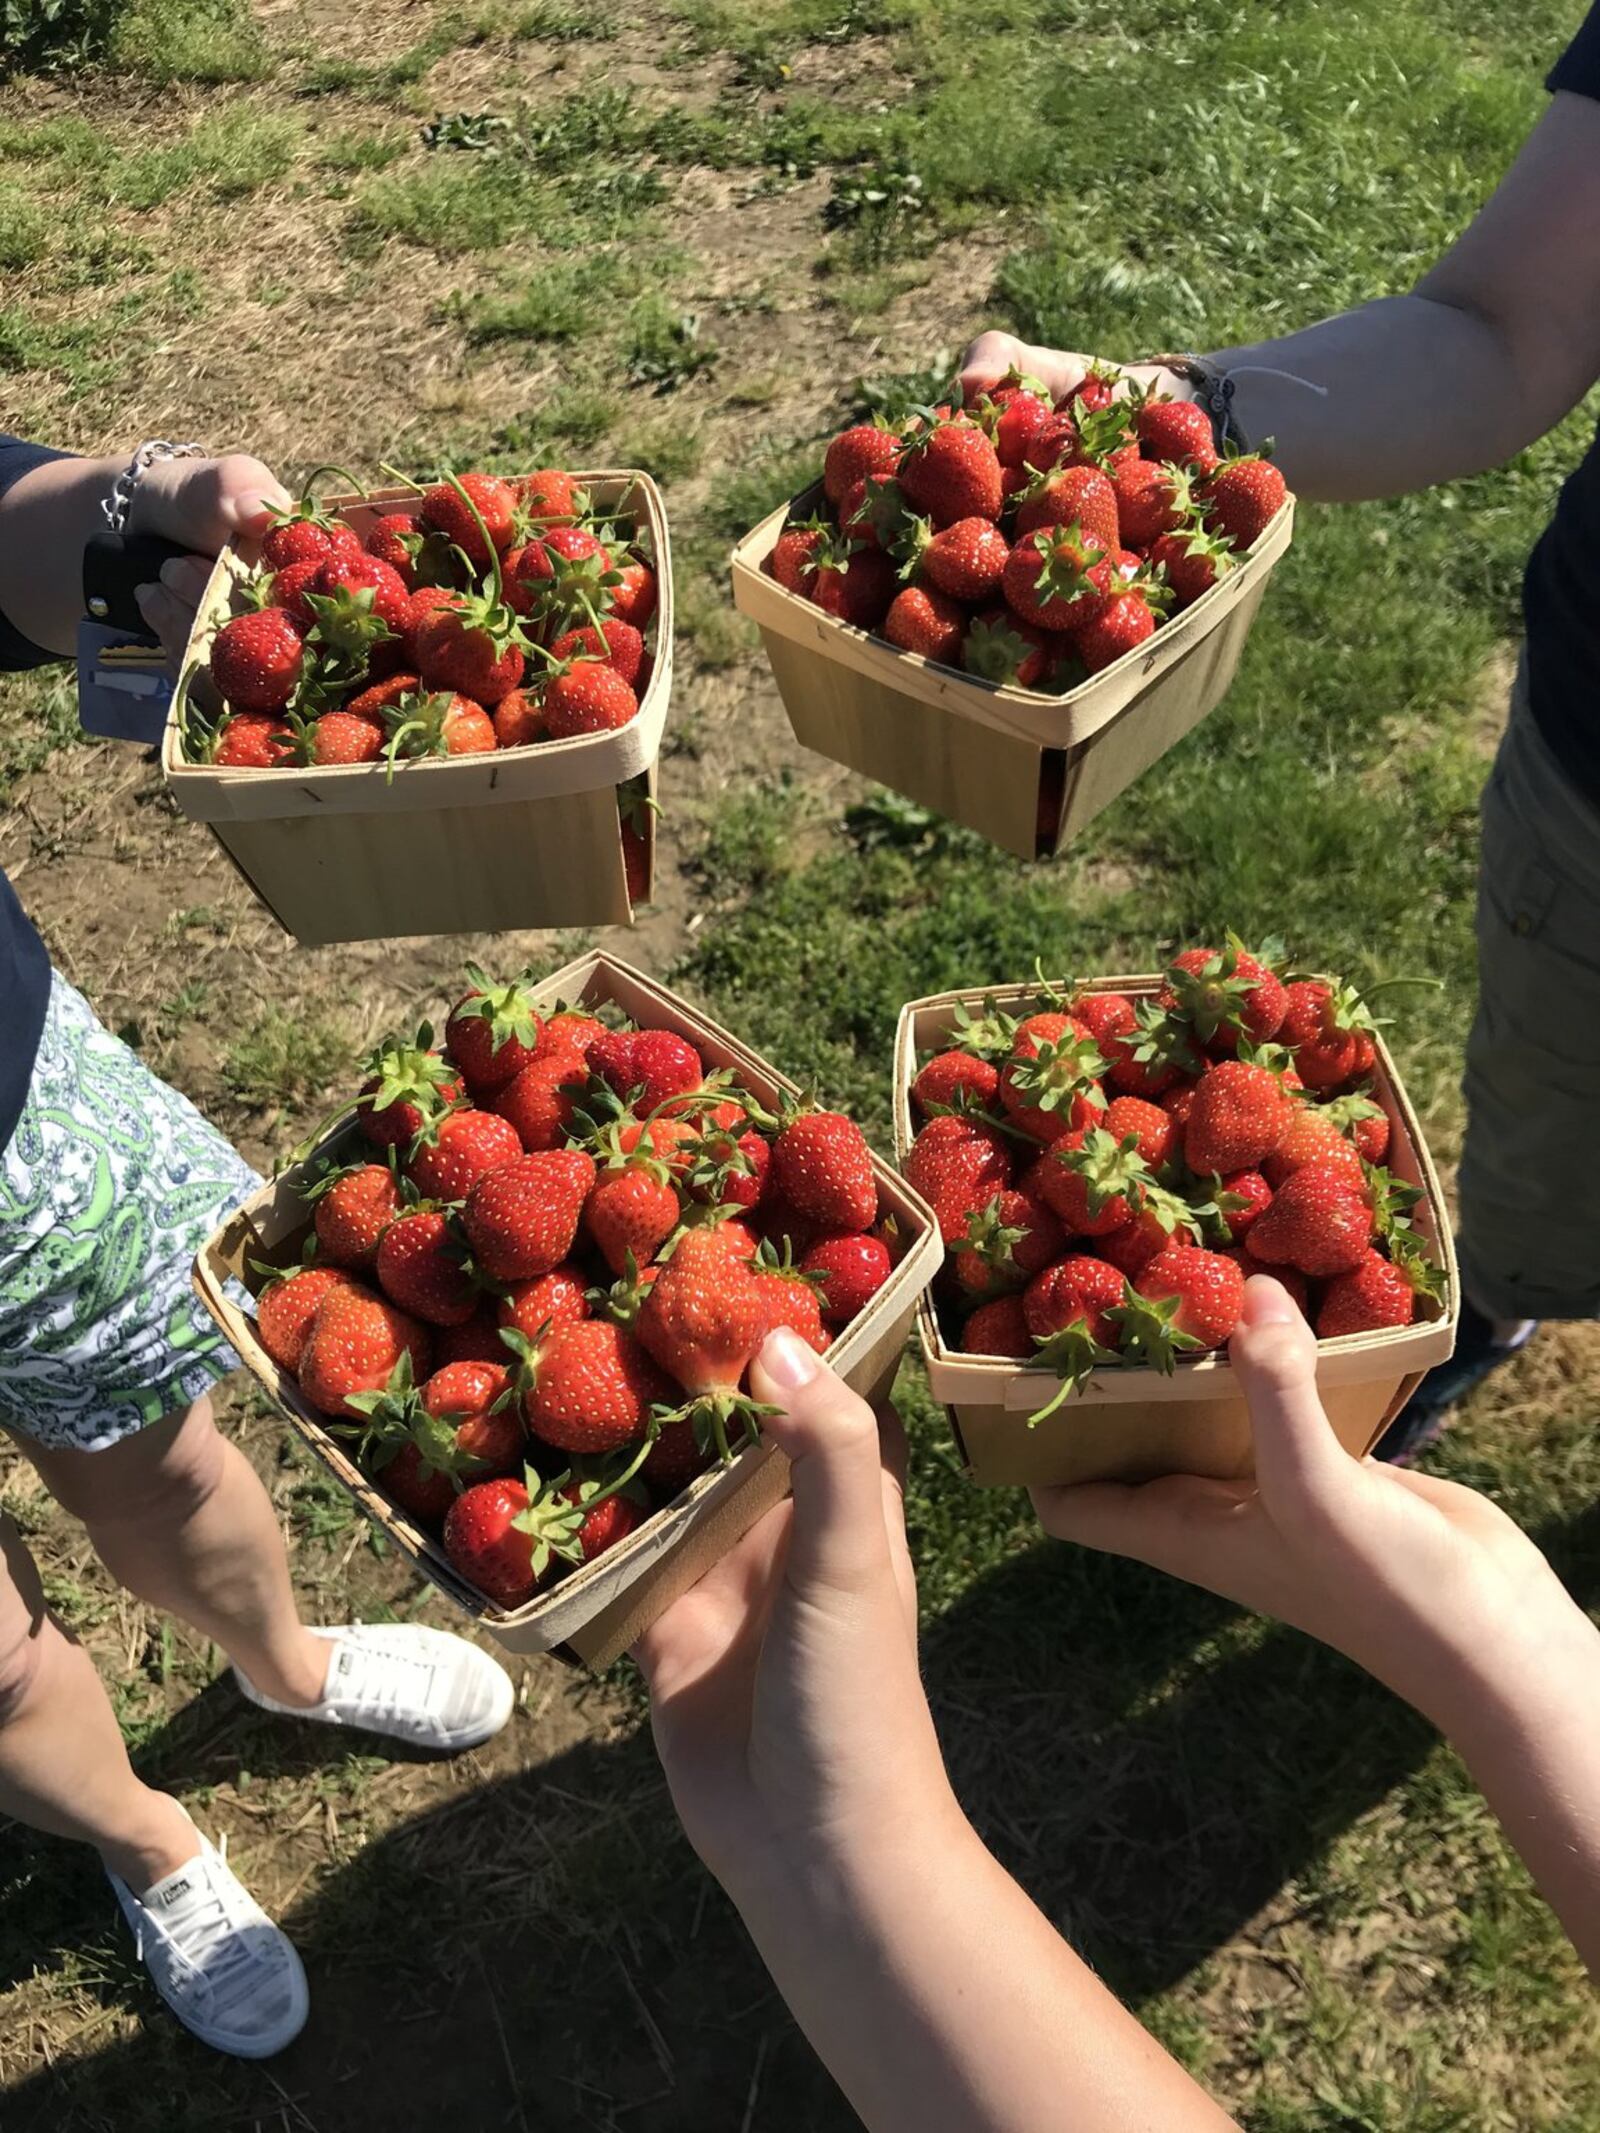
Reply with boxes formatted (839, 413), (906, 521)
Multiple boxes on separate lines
(187, 467), (659, 773)
(251, 970), (899, 1611)
(904, 940), (1441, 1414)
(769, 368), (1289, 690)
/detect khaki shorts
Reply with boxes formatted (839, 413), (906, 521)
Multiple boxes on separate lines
(1458, 664), (1600, 1321)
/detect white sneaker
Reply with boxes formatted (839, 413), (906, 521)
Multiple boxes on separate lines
(109, 1833), (309, 2059)
(233, 1623), (514, 1753)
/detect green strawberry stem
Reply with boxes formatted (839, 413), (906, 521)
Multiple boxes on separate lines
(441, 468), (506, 606)
(377, 460), (428, 497)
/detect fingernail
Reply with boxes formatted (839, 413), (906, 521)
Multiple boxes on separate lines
(1243, 1275), (1299, 1324)
(758, 1325), (822, 1392)
(159, 557), (190, 589)
(134, 583), (156, 607)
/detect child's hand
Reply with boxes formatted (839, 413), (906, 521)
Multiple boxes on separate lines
(634, 1330), (958, 1899)
(1032, 1277), (1586, 1730)
(959, 330), (1188, 413)
(128, 454), (290, 665)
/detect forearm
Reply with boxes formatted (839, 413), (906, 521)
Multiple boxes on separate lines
(0, 453), (119, 658)
(729, 1804), (1237, 2133)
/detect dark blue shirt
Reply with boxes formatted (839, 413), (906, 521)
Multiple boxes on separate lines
(1524, 9), (1600, 802)
(0, 434), (73, 1154)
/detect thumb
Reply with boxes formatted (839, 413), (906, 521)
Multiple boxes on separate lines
(1231, 1275), (1359, 1522)
(214, 454), (293, 542)
(748, 1330), (893, 1593)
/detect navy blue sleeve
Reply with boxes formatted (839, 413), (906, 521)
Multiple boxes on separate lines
(0, 433), (79, 670)
(1549, 4), (1600, 96)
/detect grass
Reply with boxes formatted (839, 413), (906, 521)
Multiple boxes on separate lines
(0, 0), (1597, 2124)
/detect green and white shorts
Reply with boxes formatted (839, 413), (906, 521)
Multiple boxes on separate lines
(0, 976), (261, 1454)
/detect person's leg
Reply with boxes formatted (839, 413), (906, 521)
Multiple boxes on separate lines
(21, 1397), (330, 1710)
(0, 1509), (199, 1888)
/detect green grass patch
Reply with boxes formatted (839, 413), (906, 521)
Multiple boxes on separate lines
(97, 112), (302, 211)
(0, 179), (46, 267)
(464, 251), (643, 344)
(222, 1009), (354, 1117)
(108, 0), (269, 82)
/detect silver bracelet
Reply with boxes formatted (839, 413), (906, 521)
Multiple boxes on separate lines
(101, 438), (208, 535)
(1145, 354), (1249, 456)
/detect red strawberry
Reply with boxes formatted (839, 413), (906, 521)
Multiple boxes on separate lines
(1102, 1094), (1173, 1169)
(442, 1476), (541, 1605)
(823, 421), (902, 506)
(643, 1414), (715, 1493)
(636, 1244), (772, 1447)
(311, 1164), (400, 1270)
(270, 558), (323, 628)
(1013, 464), (1120, 550)
(1133, 397), (1219, 472)
(520, 1319), (671, 1453)
(357, 1039), (462, 1147)
(593, 1028), (703, 1112)
(905, 1113), (1014, 1244)
(962, 1294), (1035, 1357)
(1245, 1160), (1372, 1278)
(375, 1207), (478, 1326)
(920, 517), (1009, 602)
(421, 1359), (520, 1468)
(1160, 942), (1288, 1053)
(297, 1288), (432, 1420)
(1002, 523), (1107, 632)
(812, 546), (897, 628)
(543, 661), (638, 739)
(883, 583), (966, 664)
(365, 511), (421, 586)
(303, 709), (384, 764)
(953, 1189), (1066, 1295)
(1148, 522), (1236, 607)
(463, 1150), (596, 1281)
(771, 1111), (876, 1233)
(997, 1017), (1104, 1141)
(1316, 1248), (1416, 1338)
(419, 472), (518, 567)
(1184, 1061), (1294, 1175)
(432, 1306), (510, 1366)
(493, 688), (547, 750)
(498, 1265), (590, 1342)
(752, 1253), (831, 1354)
(541, 1010), (606, 1059)
(406, 1107), (522, 1202)
(1109, 456), (1192, 548)
(445, 969), (546, 1094)
(517, 468), (583, 523)
(1160, 1080), (1200, 1130)
(1075, 586), (1160, 672)
(493, 1048), (587, 1152)
(1219, 1168), (1273, 1240)
(1280, 979), (1378, 1092)
(213, 713), (292, 768)
(210, 609), (306, 713)
(1320, 1090), (1391, 1166)
(549, 618), (645, 687)
(261, 499), (364, 574)
(899, 415), (1003, 526)
(256, 1265), (357, 1372)
(799, 1231), (892, 1323)
(400, 585), (459, 666)
(382, 687), (497, 758)
(610, 558), (657, 628)
(587, 1160), (681, 1276)
(1023, 1252), (1124, 1344)
(1202, 455), (1287, 549)
(1096, 1185), (1202, 1274)
(502, 525), (615, 624)
(961, 607), (1063, 691)
(984, 383), (1059, 470)
(312, 552), (410, 640)
(839, 471), (913, 554)
(414, 595), (525, 706)
(913, 1050), (1001, 1115)
(559, 1483), (643, 1562)
(1261, 1108), (1367, 1193)
(1123, 1244), (1245, 1357)
(770, 522), (827, 595)
(1034, 1124), (1152, 1236)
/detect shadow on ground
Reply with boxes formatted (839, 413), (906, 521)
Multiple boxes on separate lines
(4, 1499), (1597, 2132)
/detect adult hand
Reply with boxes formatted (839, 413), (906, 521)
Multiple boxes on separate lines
(128, 454), (290, 665)
(634, 1329), (955, 1897)
(958, 330), (1190, 413)
(1031, 1276), (1577, 1728)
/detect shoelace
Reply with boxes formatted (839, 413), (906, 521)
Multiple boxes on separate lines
(145, 1857), (279, 2021)
(332, 1638), (439, 1723)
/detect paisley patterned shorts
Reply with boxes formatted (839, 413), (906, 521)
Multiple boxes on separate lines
(0, 976), (261, 1453)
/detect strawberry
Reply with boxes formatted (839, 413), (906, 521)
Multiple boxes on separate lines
(919, 517), (1009, 602)
(799, 1231), (892, 1323)
(256, 1264), (357, 1372)
(1109, 456), (1191, 548)
(1160, 940), (1288, 1053)
(1184, 1060), (1294, 1174)
(541, 1009), (606, 1059)
(824, 421), (903, 506)
(683, 1113), (771, 1211)
(913, 1050), (1001, 1115)
(213, 713), (292, 768)
(883, 583), (966, 664)
(432, 1306), (510, 1366)
(517, 468), (583, 523)
(997, 1018), (1105, 1141)
(309, 1163), (400, 1270)
(636, 1245), (773, 1455)
(375, 1207), (478, 1326)
(492, 688), (547, 749)
(770, 522), (827, 595)
(442, 1476), (541, 1605)
(1245, 1160), (1372, 1278)
(1280, 979), (1378, 1092)
(961, 1295), (1034, 1357)
(1064, 365), (1121, 415)
(357, 1036), (462, 1147)
(1133, 397), (1219, 473)
(1148, 522), (1236, 607)
(812, 545), (897, 628)
(961, 608), (1062, 691)
(210, 609), (306, 713)
(1075, 586), (1160, 672)
(1260, 1108), (1367, 1192)
(406, 1107), (522, 1202)
(311, 552), (411, 641)
(543, 661), (638, 739)
(1034, 1124), (1152, 1236)
(365, 511), (421, 586)
(414, 594), (525, 707)
(549, 618), (645, 687)
(401, 585), (459, 667)
(752, 1247), (831, 1354)
(344, 670), (421, 722)
(1202, 455), (1287, 549)
(953, 1189), (1066, 1295)
(1023, 1252), (1124, 1344)
(1159, 1080), (1200, 1131)
(518, 1319), (670, 1453)
(1102, 1094), (1173, 1169)
(463, 1150), (596, 1281)
(587, 1158), (681, 1276)
(617, 1113), (703, 1179)
(1218, 1168), (1273, 1240)
(1320, 1090), (1391, 1166)
(1002, 523), (1107, 632)
(1316, 1248), (1417, 1338)
(421, 1359), (521, 1467)
(557, 1481), (643, 1562)
(498, 1264), (590, 1342)
(445, 967), (546, 1094)
(1096, 1183), (1203, 1274)
(642, 1414), (716, 1493)
(1099, 1000), (1199, 1099)
(261, 495), (363, 573)
(610, 558), (657, 629)
(420, 471), (518, 567)
(899, 414), (1004, 526)
(503, 525), (616, 626)
(270, 558), (323, 629)
(984, 382), (1059, 470)
(297, 1288), (432, 1420)
(494, 1049), (588, 1152)
(593, 1028), (704, 1112)
(772, 1111), (876, 1233)
(905, 1113), (1014, 1244)
(1013, 464), (1120, 550)
(302, 709), (384, 764)
(1116, 1244), (1245, 1362)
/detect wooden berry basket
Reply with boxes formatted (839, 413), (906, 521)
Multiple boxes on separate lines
(164, 473), (671, 945)
(731, 480), (1292, 862)
(193, 951), (943, 1672)
(892, 974), (1458, 1489)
